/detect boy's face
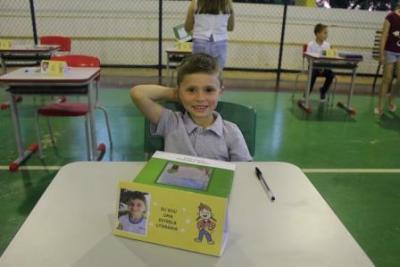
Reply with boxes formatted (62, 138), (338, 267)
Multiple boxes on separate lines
(128, 198), (146, 219)
(178, 73), (222, 126)
(316, 28), (328, 41)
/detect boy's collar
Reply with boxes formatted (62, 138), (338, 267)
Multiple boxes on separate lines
(128, 215), (145, 224)
(183, 112), (223, 137)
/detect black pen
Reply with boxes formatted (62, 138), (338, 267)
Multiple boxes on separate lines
(255, 167), (276, 202)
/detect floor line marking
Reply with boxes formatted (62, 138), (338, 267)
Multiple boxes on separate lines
(1, 166), (400, 173)
(0, 166), (62, 171)
(302, 169), (400, 173)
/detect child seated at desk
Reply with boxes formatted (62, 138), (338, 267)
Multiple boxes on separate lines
(306, 23), (335, 102)
(130, 53), (251, 162)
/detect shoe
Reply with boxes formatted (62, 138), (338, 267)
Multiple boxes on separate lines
(374, 107), (384, 116)
(388, 104), (397, 112)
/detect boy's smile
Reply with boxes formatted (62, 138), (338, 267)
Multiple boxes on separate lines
(178, 73), (222, 128)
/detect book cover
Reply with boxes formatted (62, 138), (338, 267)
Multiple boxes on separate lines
(40, 60), (67, 76)
(113, 151), (235, 256)
(0, 39), (12, 50)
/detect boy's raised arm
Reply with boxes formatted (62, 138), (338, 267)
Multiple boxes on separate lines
(130, 85), (177, 124)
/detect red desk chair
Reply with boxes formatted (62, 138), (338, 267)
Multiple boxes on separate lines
(1, 36), (71, 110)
(292, 44), (337, 106)
(40, 35), (71, 54)
(34, 54), (112, 160)
(40, 35), (72, 103)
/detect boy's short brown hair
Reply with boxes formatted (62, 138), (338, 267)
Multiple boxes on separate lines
(176, 53), (222, 86)
(127, 191), (147, 207)
(314, 23), (328, 35)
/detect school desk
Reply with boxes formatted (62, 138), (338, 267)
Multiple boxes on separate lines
(298, 52), (363, 115)
(0, 44), (60, 74)
(0, 162), (374, 267)
(0, 67), (101, 170)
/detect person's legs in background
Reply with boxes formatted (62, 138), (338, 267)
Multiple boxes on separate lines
(388, 60), (400, 112)
(309, 69), (320, 94)
(192, 38), (211, 56)
(376, 60), (394, 115)
(210, 39), (227, 69)
(320, 69), (335, 101)
(193, 38), (227, 69)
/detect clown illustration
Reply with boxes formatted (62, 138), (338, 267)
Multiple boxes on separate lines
(194, 203), (216, 245)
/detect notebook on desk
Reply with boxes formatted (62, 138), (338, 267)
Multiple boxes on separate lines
(338, 51), (363, 60)
(173, 24), (192, 42)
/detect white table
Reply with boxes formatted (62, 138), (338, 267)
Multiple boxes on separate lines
(0, 45), (60, 74)
(0, 162), (374, 267)
(0, 67), (101, 170)
(298, 52), (363, 115)
(0, 45), (60, 109)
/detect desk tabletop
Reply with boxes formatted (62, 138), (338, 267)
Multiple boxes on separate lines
(0, 162), (374, 267)
(165, 47), (192, 54)
(304, 52), (362, 62)
(0, 67), (100, 86)
(0, 45), (59, 53)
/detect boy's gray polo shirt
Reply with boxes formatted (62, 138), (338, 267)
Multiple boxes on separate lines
(150, 108), (252, 161)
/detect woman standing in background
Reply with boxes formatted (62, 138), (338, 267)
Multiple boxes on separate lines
(375, 2), (400, 115)
(184, 0), (235, 69)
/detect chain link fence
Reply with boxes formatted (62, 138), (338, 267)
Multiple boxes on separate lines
(283, 4), (385, 74)
(0, 0), (34, 46)
(0, 0), (393, 74)
(34, 0), (159, 66)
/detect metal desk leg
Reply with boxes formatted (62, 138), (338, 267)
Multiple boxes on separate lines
(1, 56), (7, 74)
(298, 59), (313, 113)
(8, 91), (38, 171)
(0, 57), (24, 110)
(1, 56), (9, 110)
(167, 54), (171, 86)
(337, 67), (357, 115)
(87, 81), (105, 161)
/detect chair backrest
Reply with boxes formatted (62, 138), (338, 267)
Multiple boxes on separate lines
(372, 30), (382, 61)
(40, 35), (71, 52)
(50, 54), (100, 67)
(144, 101), (257, 158)
(302, 43), (308, 54)
(301, 43), (308, 70)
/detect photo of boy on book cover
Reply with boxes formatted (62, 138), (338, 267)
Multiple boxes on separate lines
(117, 190), (150, 235)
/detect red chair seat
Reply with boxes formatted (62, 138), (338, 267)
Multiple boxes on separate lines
(38, 103), (89, 117)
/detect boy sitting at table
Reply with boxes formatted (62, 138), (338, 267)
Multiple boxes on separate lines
(306, 23), (335, 102)
(130, 53), (251, 161)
